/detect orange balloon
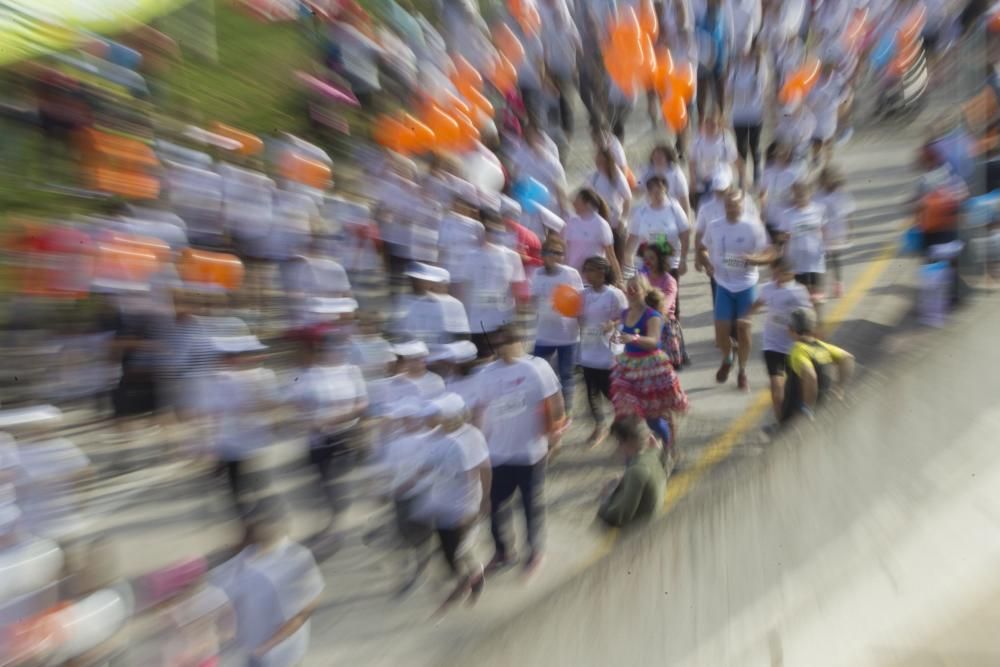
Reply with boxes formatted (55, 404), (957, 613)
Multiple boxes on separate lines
(639, 33), (657, 89)
(180, 249), (245, 290)
(280, 152), (332, 189)
(638, 0), (658, 39)
(661, 94), (688, 132)
(96, 242), (160, 286)
(373, 114), (415, 154)
(898, 5), (927, 46)
(991, 11), (1000, 34)
(668, 62), (695, 104)
(451, 55), (483, 93)
(488, 54), (518, 93)
(464, 86), (495, 117)
(441, 89), (473, 118)
(425, 104), (461, 148)
(605, 49), (639, 96)
(652, 47), (675, 93)
(111, 234), (170, 262)
(211, 122), (264, 156)
(451, 110), (481, 151)
(778, 79), (804, 105)
(493, 24), (525, 68)
(551, 283), (582, 317)
(401, 113), (435, 153)
(791, 59), (821, 95)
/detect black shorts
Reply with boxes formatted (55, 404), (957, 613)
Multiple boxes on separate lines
(764, 350), (788, 377)
(795, 273), (823, 289)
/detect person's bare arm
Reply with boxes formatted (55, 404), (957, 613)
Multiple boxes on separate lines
(605, 245), (624, 286)
(544, 391), (567, 450)
(623, 233), (642, 271)
(255, 599), (320, 657)
(622, 315), (663, 350)
(799, 363), (820, 408)
(478, 464), (492, 516)
(679, 229), (691, 275)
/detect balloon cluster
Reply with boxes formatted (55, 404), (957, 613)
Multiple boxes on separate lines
(778, 58), (820, 106)
(601, 1), (694, 132)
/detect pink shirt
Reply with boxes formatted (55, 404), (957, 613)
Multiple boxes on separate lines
(643, 269), (678, 320)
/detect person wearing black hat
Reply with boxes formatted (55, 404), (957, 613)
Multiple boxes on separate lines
(780, 308), (855, 423)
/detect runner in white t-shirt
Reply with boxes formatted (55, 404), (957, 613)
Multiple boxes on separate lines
(563, 188), (623, 284)
(625, 174), (691, 277)
(578, 255), (627, 447)
(750, 256), (814, 422)
(405, 393), (489, 610)
(641, 143), (690, 216)
(474, 324), (565, 576)
(698, 188), (776, 391)
(774, 179), (828, 304)
(690, 111), (739, 207)
(816, 165), (856, 298)
(530, 236), (584, 407)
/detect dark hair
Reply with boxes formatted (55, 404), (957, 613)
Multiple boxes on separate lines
(595, 147), (618, 177)
(491, 323), (521, 348)
(765, 141), (779, 162)
(770, 254), (793, 274)
(576, 187), (610, 220)
(610, 416), (650, 447)
(645, 173), (668, 189)
(642, 241), (672, 274)
(649, 143), (678, 165)
(583, 255), (613, 285)
(789, 307), (817, 335)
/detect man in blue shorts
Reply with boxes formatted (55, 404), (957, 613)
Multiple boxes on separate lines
(698, 187), (776, 391)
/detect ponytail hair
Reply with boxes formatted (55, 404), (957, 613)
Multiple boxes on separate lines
(577, 187), (610, 221)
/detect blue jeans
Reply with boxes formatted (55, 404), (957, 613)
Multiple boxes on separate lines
(533, 343), (576, 409)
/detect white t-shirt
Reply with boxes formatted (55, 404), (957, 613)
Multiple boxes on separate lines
(564, 212), (614, 274)
(586, 169), (632, 228)
(438, 213), (484, 278)
(579, 285), (627, 369)
(398, 371), (447, 400)
(775, 108), (817, 155)
(476, 356), (560, 465)
(0, 435), (19, 530)
(776, 203), (827, 275)
(530, 264), (585, 346)
(418, 424), (490, 528)
(807, 74), (848, 141)
(759, 163), (805, 222)
(394, 294), (449, 344)
(629, 200), (690, 269)
(817, 190), (856, 250)
(348, 334), (396, 381)
(695, 192), (760, 237)
(381, 429), (434, 499)
(437, 293), (472, 335)
(759, 280), (814, 353)
(209, 368), (278, 461)
(691, 131), (738, 185)
(287, 364), (367, 435)
(511, 139), (567, 195)
(454, 243), (525, 333)
(729, 57), (770, 125)
(702, 216), (769, 293)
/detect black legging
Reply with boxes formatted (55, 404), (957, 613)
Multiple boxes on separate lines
(733, 123), (763, 183)
(582, 366), (612, 424)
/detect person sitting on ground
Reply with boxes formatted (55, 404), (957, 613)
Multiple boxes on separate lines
(597, 417), (667, 528)
(781, 308), (855, 423)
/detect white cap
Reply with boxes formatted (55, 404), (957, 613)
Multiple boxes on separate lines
(711, 165), (733, 192)
(211, 334), (267, 354)
(427, 340), (478, 364)
(427, 265), (451, 284)
(405, 262), (449, 284)
(393, 340), (430, 358)
(306, 297), (358, 315)
(432, 392), (466, 419)
(536, 205), (566, 233)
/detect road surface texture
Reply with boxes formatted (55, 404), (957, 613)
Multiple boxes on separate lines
(55, 54), (983, 665)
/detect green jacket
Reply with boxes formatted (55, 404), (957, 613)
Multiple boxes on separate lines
(598, 449), (666, 528)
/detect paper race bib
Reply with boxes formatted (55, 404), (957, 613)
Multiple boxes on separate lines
(493, 391), (528, 418)
(582, 325), (606, 345)
(723, 254), (747, 269)
(475, 290), (507, 308)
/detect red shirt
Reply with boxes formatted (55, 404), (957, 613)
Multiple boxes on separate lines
(507, 220), (542, 270)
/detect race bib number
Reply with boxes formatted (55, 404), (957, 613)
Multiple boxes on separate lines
(582, 325), (607, 345)
(724, 254), (747, 269)
(493, 391), (528, 418)
(475, 291), (506, 308)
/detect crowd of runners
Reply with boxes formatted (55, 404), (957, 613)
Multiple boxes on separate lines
(1, 0), (993, 664)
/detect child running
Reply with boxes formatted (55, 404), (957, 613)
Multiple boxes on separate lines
(611, 273), (689, 470)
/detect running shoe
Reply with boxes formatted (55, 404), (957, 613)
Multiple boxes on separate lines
(831, 281), (844, 298)
(716, 358), (733, 384)
(523, 552), (546, 578)
(737, 370), (749, 392)
(485, 553), (518, 574)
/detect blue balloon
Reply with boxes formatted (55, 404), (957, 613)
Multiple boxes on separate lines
(901, 226), (923, 255)
(871, 33), (896, 71)
(513, 178), (550, 214)
(106, 42), (143, 70)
